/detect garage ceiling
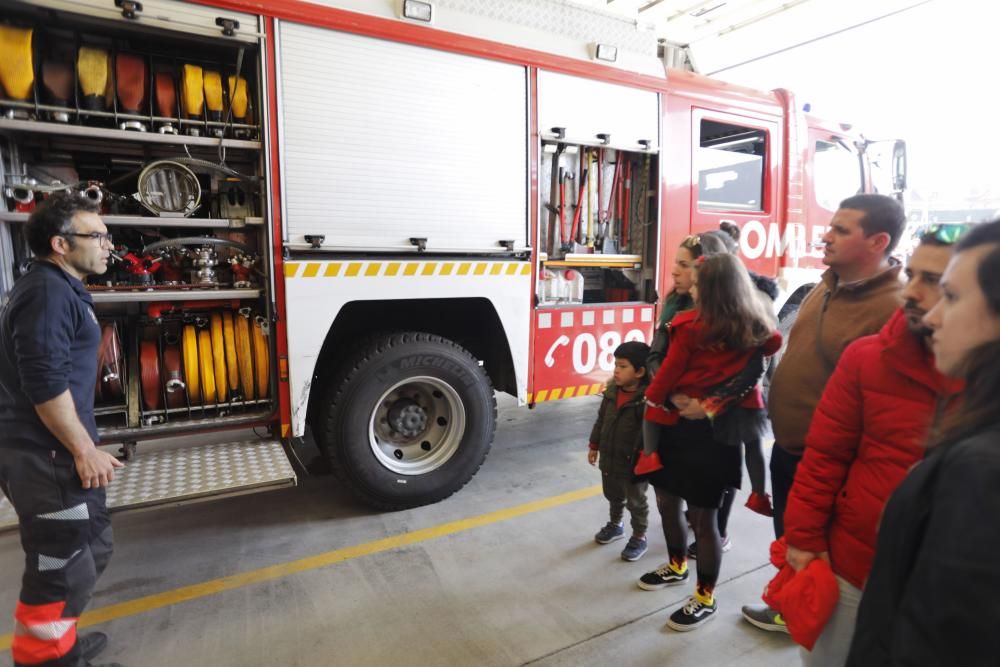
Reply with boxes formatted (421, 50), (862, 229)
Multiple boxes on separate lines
(573, 0), (933, 74)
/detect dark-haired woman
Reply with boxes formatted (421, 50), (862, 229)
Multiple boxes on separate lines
(639, 253), (781, 632)
(846, 219), (1000, 666)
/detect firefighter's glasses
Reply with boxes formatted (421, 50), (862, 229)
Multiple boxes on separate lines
(63, 231), (114, 246)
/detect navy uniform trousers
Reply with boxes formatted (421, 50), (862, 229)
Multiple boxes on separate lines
(0, 448), (113, 667)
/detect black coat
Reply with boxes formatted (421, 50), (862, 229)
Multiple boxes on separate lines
(846, 428), (1000, 666)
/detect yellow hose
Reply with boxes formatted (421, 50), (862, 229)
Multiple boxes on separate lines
(210, 313), (228, 403)
(0, 26), (33, 100)
(252, 318), (269, 399)
(235, 313), (254, 400)
(227, 75), (248, 120)
(77, 46), (110, 104)
(198, 329), (217, 405)
(181, 64), (204, 117)
(182, 324), (200, 404)
(203, 70), (223, 115)
(222, 311), (239, 393)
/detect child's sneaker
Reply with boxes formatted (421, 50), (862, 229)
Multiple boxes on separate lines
(666, 594), (718, 631)
(637, 562), (689, 590)
(686, 535), (732, 559)
(594, 522), (625, 544)
(745, 491), (774, 517)
(620, 535), (648, 561)
(633, 451), (663, 476)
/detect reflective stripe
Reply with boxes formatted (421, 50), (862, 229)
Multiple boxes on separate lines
(17, 619), (76, 641)
(36, 503), (89, 521)
(38, 550), (81, 572)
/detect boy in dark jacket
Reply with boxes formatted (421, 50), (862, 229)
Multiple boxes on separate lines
(588, 341), (651, 561)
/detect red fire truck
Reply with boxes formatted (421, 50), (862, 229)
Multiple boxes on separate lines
(0, 0), (904, 523)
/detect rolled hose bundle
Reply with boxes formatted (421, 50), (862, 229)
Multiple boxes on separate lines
(0, 26), (33, 101)
(203, 70), (223, 122)
(115, 52), (147, 113)
(227, 75), (248, 121)
(181, 64), (204, 118)
(77, 46), (110, 111)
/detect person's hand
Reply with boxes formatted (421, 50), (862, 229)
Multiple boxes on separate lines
(676, 397), (707, 420)
(644, 399), (662, 409)
(670, 393), (690, 409)
(587, 450), (599, 466)
(786, 544), (828, 572)
(74, 447), (125, 489)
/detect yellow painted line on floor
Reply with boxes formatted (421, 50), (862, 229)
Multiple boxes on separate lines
(0, 485), (602, 651)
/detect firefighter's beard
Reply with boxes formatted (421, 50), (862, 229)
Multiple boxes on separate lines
(903, 299), (933, 339)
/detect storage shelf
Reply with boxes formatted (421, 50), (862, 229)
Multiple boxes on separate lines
(88, 288), (261, 304)
(0, 118), (261, 150)
(544, 260), (641, 269)
(0, 211), (262, 228)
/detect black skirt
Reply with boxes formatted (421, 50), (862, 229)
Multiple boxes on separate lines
(646, 418), (742, 509)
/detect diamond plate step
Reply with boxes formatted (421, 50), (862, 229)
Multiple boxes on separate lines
(0, 439), (296, 531)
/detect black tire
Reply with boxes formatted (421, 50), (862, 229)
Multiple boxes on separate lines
(317, 331), (496, 510)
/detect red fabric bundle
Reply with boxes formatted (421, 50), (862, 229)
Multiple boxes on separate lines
(762, 538), (840, 651)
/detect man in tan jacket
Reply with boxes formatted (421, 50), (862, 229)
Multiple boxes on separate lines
(742, 193), (905, 634)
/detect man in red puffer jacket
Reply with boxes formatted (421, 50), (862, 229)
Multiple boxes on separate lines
(781, 226), (968, 666)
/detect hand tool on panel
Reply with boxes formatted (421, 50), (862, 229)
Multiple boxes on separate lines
(180, 64), (204, 135)
(544, 143), (565, 257)
(115, 52), (148, 131)
(601, 150), (621, 255)
(198, 329), (217, 405)
(139, 340), (162, 410)
(162, 339), (186, 409)
(0, 26), (34, 119)
(154, 71), (178, 134)
(77, 46), (110, 112)
(209, 312), (228, 403)
(182, 324), (201, 404)
(235, 308), (254, 400)
(252, 314), (269, 399)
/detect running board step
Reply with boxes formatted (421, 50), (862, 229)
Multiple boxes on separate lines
(0, 439), (296, 531)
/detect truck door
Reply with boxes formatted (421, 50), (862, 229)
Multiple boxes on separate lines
(690, 110), (781, 278)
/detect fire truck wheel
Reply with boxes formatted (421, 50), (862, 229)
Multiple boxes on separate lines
(317, 331), (496, 510)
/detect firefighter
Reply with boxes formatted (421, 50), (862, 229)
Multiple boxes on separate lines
(0, 192), (124, 667)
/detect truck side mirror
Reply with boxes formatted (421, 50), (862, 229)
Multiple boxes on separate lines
(892, 140), (907, 193)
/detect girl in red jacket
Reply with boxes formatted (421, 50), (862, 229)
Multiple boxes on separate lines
(638, 253), (782, 631)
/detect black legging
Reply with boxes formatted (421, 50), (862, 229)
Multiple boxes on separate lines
(656, 486), (722, 592)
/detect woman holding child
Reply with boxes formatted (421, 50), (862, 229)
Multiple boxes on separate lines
(639, 247), (781, 631)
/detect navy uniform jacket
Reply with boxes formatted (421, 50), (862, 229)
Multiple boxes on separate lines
(0, 261), (100, 459)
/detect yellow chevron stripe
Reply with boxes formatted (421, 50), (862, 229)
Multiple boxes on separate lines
(285, 261), (530, 278)
(563, 386), (576, 398)
(527, 393), (533, 403)
(548, 388), (563, 400)
(534, 389), (549, 402)
(281, 424), (290, 437)
(591, 383), (603, 394)
(578, 384), (590, 396)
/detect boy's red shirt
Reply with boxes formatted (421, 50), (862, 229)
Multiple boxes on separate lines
(644, 309), (781, 424)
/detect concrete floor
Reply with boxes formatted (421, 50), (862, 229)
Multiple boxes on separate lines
(0, 395), (800, 666)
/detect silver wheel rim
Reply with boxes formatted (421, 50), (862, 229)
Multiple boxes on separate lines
(368, 376), (466, 475)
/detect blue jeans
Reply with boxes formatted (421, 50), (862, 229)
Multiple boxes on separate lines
(770, 444), (802, 539)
